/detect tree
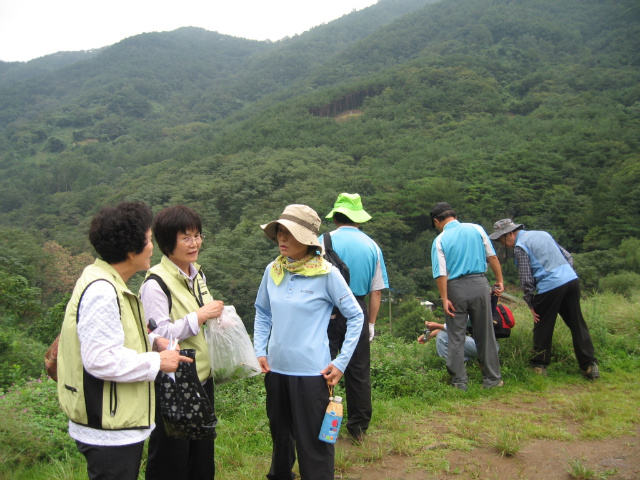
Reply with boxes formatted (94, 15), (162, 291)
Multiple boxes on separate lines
(41, 242), (93, 306)
(0, 266), (42, 327)
(45, 137), (65, 153)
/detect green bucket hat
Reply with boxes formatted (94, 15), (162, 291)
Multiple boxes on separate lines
(325, 193), (372, 223)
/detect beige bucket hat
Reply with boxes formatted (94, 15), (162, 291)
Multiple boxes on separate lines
(261, 204), (324, 254)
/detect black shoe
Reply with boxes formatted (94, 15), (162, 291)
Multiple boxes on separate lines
(348, 431), (365, 445)
(582, 364), (600, 380)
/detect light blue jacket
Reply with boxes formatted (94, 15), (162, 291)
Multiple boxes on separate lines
(515, 230), (577, 294)
(254, 263), (364, 375)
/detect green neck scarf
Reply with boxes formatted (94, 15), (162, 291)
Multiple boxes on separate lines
(270, 254), (331, 285)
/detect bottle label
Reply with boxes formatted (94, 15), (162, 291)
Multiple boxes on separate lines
(318, 412), (342, 443)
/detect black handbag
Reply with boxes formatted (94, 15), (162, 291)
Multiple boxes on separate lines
(155, 348), (217, 440)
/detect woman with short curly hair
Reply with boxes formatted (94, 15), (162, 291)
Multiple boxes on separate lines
(57, 201), (192, 480)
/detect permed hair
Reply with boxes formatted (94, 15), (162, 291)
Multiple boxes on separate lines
(89, 202), (153, 264)
(152, 205), (202, 257)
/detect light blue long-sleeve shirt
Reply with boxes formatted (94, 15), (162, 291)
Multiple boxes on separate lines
(253, 262), (364, 375)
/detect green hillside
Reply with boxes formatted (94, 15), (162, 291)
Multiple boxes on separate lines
(0, 0), (639, 322)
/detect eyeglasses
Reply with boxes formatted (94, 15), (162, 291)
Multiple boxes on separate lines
(179, 234), (205, 245)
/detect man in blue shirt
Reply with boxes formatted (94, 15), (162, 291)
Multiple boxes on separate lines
(490, 218), (598, 379)
(322, 193), (389, 442)
(430, 202), (504, 391)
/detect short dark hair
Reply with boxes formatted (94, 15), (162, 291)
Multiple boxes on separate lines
(153, 205), (202, 256)
(333, 212), (356, 225)
(89, 202), (153, 264)
(433, 209), (456, 224)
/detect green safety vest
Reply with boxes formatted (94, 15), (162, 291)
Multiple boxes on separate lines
(57, 259), (154, 430)
(145, 255), (213, 382)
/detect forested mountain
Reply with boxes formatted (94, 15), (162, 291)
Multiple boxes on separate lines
(1, 0), (639, 326)
(0, 50), (103, 86)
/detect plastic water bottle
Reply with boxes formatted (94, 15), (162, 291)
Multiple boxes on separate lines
(318, 396), (343, 443)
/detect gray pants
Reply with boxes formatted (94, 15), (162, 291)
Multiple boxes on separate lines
(435, 330), (478, 362)
(446, 275), (501, 388)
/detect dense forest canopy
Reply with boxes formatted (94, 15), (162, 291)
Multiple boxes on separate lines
(0, 0), (639, 329)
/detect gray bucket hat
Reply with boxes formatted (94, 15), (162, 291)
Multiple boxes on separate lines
(261, 204), (324, 254)
(489, 218), (523, 240)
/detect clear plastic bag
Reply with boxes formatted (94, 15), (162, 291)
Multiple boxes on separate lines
(206, 305), (261, 385)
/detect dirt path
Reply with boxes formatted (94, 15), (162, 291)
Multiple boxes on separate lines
(334, 386), (640, 480)
(338, 431), (640, 479)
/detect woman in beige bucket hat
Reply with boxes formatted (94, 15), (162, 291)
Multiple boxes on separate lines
(254, 204), (364, 480)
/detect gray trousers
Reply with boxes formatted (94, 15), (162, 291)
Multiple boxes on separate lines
(446, 275), (501, 388)
(435, 330), (479, 362)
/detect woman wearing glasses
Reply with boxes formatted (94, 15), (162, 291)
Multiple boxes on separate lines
(140, 205), (224, 480)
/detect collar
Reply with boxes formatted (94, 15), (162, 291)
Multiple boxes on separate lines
(94, 258), (132, 293)
(443, 219), (460, 230)
(160, 255), (200, 281)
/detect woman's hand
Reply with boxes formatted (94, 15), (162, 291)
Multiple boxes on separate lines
(154, 337), (182, 352)
(321, 363), (343, 387)
(159, 350), (193, 373)
(196, 300), (224, 325)
(258, 356), (270, 373)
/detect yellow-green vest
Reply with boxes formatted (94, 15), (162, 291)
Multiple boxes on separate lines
(145, 255), (213, 382)
(57, 259), (154, 430)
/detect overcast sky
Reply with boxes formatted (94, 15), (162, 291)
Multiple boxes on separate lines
(0, 0), (378, 62)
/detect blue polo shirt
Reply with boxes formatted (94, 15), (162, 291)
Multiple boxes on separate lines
(431, 220), (496, 280)
(320, 226), (389, 297)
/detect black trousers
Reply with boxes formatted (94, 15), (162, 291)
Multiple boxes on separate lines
(76, 440), (144, 480)
(531, 279), (596, 370)
(146, 378), (216, 480)
(327, 296), (371, 438)
(265, 372), (335, 480)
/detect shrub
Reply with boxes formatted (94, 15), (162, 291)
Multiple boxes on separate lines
(387, 297), (437, 342)
(573, 250), (621, 292)
(617, 237), (640, 273)
(598, 272), (640, 298)
(0, 377), (76, 469)
(370, 334), (453, 400)
(27, 294), (69, 345)
(0, 327), (47, 390)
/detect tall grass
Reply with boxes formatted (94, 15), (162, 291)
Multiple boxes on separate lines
(1, 291), (639, 479)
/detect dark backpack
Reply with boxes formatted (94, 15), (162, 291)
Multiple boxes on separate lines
(322, 233), (350, 285)
(491, 293), (516, 338)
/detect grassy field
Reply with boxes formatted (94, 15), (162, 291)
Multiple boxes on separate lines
(1, 291), (638, 479)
